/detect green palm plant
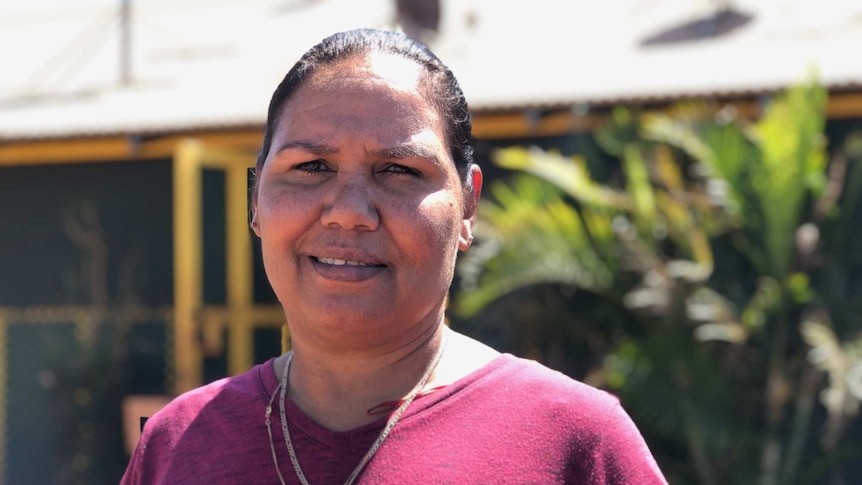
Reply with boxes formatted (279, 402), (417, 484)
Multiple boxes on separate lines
(456, 81), (862, 484)
(457, 157), (619, 317)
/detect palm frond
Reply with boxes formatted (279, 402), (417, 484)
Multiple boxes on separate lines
(456, 175), (616, 316)
(623, 144), (658, 236)
(493, 146), (630, 210)
(751, 82), (827, 278)
(642, 106), (756, 220)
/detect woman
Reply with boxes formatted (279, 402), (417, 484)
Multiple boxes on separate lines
(122, 29), (667, 484)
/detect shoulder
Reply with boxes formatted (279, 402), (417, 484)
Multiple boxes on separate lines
(120, 361), (278, 484)
(488, 354), (621, 412)
(477, 355), (667, 483)
(445, 353), (631, 444)
(439, 335), (622, 423)
(423, 353), (667, 483)
(489, 355), (650, 439)
(148, 367), (260, 434)
(134, 361), (273, 456)
(121, 362), (275, 484)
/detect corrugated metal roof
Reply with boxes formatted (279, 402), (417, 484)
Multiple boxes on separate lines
(1, 0), (860, 140)
(0, 0), (397, 140)
(443, 0), (862, 110)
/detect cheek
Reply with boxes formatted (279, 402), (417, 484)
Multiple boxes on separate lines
(258, 184), (315, 227)
(409, 194), (462, 254)
(257, 188), (317, 270)
(258, 183), (294, 218)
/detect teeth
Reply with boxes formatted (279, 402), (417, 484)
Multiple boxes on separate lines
(316, 257), (372, 267)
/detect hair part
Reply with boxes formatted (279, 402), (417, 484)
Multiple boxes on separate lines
(253, 29), (474, 196)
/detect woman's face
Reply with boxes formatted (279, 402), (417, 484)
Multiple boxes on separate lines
(253, 52), (481, 347)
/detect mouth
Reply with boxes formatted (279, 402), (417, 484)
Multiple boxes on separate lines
(308, 254), (387, 283)
(312, 256), (386, 268)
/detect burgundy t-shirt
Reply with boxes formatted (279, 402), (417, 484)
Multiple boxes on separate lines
(121, 354), (666, 484)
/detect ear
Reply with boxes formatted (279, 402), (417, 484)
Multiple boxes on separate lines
(250, 195), (262, 239)
(249, 167), (264, 238)
(458, 165), (483, 251)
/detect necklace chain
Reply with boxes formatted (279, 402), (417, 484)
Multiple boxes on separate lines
(265, 332), (447, 485)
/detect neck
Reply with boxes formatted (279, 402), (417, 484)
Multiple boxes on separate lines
(279, 322), (446, 431)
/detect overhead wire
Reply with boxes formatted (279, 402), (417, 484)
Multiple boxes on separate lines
(24, 7), (120, 94)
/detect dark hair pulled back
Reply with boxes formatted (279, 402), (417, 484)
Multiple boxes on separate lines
(255, 29), (474, 186)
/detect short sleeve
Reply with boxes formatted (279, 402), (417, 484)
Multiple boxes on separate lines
(574, 401), (667, 484)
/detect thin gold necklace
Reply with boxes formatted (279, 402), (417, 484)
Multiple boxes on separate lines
(265, 332), (447, 485)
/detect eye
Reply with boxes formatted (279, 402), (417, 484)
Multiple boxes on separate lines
(295, 160), (330, 173)
(382, 164), (420, 176)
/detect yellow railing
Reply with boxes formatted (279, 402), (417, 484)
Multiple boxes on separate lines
(171, 139), (286, 393)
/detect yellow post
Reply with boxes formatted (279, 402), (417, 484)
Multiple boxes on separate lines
(226, 162), (254, 376)
(172, 140), (204, 394)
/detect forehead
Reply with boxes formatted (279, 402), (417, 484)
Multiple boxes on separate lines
(284, 51), (438, 121)
(312, 51), (428, 91)
(275, 52), (446, 146)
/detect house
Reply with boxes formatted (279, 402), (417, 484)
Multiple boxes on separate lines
(1, 0), (860, 481)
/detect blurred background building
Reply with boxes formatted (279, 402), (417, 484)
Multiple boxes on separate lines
(1, 0), (861, 483)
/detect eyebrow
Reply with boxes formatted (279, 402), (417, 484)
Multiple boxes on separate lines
(369, 144), (441, 164)
(276, 140), (441, 165)
(275, 141), (338, 156)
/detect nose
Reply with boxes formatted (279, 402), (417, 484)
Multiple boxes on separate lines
(320, 179), (380, 231)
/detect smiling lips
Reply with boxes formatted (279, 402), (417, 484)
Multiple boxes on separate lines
(313, 256), (384, 267)
(309, 254), (387, 283)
